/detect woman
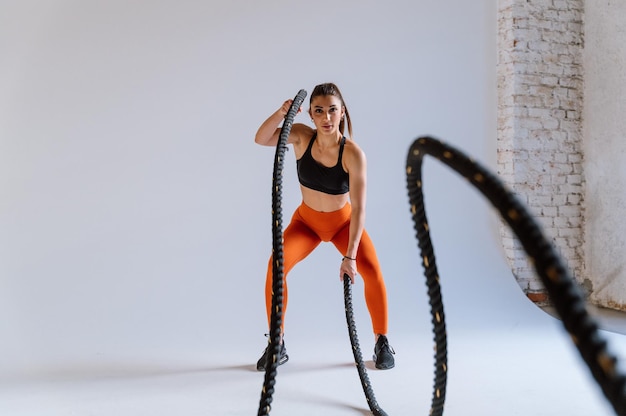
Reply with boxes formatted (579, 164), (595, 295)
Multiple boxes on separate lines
(254, 82), (394, 370)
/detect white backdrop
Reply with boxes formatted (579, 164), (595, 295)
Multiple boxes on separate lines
(0, 0), (524, 377)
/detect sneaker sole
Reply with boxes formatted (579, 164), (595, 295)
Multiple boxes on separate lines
(257, 354), (289, 371)
(373, 354), (395, 370)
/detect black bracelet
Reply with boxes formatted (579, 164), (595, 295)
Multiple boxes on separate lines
(342, 256), (356, 261)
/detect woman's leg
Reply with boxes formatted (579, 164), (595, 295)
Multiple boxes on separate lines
(332, 226), (388, 335)
(264, 208), (321, 331)
(333, 223), (395, 369)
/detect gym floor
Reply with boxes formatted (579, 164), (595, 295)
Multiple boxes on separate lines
(2, 280), (626, 416)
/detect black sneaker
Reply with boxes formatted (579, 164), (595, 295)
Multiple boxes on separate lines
(256, 337), (289, 371)
(373, 335), (395, 370)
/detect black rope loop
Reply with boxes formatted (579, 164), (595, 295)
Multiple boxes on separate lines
(406, 135), (626, 416)
(343, 274), (388, 416)
(257, 89), (307, 416)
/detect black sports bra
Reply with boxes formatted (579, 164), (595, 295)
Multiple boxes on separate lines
(296, 133), (349, 195)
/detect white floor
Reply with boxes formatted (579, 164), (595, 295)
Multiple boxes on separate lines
(2, 282), (626, 416)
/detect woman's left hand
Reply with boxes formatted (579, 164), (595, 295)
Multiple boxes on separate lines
(340, 258), (357, 284)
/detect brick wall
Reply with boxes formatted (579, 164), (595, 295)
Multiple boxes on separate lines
(497, 0), (585, 301)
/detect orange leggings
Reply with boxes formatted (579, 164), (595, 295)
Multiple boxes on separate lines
(264, 202), (388, 334)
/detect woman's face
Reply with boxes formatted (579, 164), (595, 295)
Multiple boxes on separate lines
(309, 95), (344, 135)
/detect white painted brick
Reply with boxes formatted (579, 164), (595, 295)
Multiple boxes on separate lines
(554, 217), (569, 228)
(558, 205), (580, 217)
(528, 194), (552, 206)
(528, 108), (551, 118)
(552, 194), (567, 206)
(557, 163), (574, 175)
(567, 174), (583, 184)
(558, 228), (580, 238)
(528, 279), (547, 292)
(542, 206), (558, 217)
(553, 152), (568, 163)
(567, 194), (582, 205)
(559, 184), (583, 194)
(542, 118), (560, 129)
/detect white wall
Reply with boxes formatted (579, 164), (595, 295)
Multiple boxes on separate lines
(0, 0), (508, 376)
(583, 0), (626, 309)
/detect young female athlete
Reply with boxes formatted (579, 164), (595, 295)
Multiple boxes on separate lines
(254, 82), (394, 370)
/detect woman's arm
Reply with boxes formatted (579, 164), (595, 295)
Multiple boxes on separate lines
(254, 99), (304, 147)
(340, 141), (367, 283)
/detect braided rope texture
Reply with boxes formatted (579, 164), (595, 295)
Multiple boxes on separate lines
(343, 275), (388, 416)
(406, 136), (626, 416)
(257, 89), (307, 416)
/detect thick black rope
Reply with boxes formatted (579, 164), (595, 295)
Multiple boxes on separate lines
(257, 89), (308, 416)
(343, 274), (388, 416)
(406, 136), (626, 416)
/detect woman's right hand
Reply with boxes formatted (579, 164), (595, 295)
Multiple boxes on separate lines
(279, 99), (302, 117)
(255, 98), (304, 146)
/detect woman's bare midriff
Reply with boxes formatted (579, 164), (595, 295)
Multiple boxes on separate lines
(300, 186), (349, 212)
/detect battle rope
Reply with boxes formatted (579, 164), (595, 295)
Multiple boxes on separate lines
(406, 136), (626, 415)
(257, 89), (308, 416)
(343, 274), (388, 416)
